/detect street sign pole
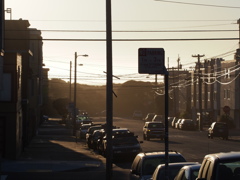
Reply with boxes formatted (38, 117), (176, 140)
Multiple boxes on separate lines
(138, 48), (169, 180)
(164, 67), (169, 180)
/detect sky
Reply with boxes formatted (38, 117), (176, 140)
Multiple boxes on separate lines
(5, 0), (240, 85)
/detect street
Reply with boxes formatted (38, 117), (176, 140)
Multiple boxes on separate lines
(2, 117), (240, 180)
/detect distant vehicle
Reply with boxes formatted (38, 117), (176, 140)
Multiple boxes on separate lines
(168, 117), (175, 127)
(143, 113), (156, 121)
(111, 132), (142, 159)
(152, 115), (164, 122)
(196, 151), (240, 180)
(175, 119), (183, 129)
(79, 124), (92, 139)
(86, 125), (104, 148)
(90, 130), (102, 150)
(133, 110), (143, 119)
(207, 122), (229, 140)
(174, 164), (201, 180)
(179, 119), (196, 130)
(101, 128), (132, 156)
(152, 162), (199, 180)
(171, 117), (179, 128)
(129, 151), (187, 180)
(143, 122), (165, 141)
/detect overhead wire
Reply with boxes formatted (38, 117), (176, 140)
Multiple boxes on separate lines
(154, 0), (240, 9)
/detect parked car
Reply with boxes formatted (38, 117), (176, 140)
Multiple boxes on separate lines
(207, 122), (229, 140)
(79, 124), (92, 139)
(143, 113), (156, 121)
(86, 125), (104, 148)
(90, 129), (102, 150)
(152, 162), (199, 180)
(175, 119), (183, 129)
(196, 151), (240, 180)
(129, 151), (187, 180)
(171, 117), (179, 128)
(101, 128), (136, 157)
(168, 117), (175, 127)
(133, 110), (143, 119)
(112, 132), (142, 159)
(143, 122), (165, 141)
(179, 119), (196, 131)
(152, 115), (164, 122)
(174, 164), (201, 180)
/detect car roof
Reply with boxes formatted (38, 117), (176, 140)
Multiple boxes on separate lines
(156, 162), (199, 169)
(205, 151), (240, 161)
(181, 164), (201, 170)
(145, 121), (164, 124)
(112, 128), (129, 131)
(137, 151), (183, 158)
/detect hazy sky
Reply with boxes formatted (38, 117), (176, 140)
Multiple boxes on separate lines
(5, 0), (240, 85)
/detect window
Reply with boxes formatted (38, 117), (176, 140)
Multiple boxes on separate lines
(227, 89), (230, 99)
(213, 91), (217, 101)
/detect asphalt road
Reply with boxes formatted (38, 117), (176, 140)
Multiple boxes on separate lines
(108, 117), (240, 163)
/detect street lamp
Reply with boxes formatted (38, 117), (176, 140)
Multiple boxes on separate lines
(73, 52), (88, 135)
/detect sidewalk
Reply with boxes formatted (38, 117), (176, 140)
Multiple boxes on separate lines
(0, 118), (107, 180)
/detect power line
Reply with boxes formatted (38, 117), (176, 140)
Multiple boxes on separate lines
(28, 19), (236, 22)
(6, 37), (238, 41)
(155, 0), (240, 9)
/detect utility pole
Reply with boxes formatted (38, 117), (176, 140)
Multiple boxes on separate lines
(192, 54), (205, 131)
(69, 61), (72, 102)
(238, 18), (240, 49)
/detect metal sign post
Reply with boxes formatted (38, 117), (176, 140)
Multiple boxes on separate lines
(138, 48), (169, 180)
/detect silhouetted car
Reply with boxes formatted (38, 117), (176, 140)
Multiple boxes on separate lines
(90, 129), (102, 150)
(175, 119), (183, 129)
(129, 151), (187, 180)
(79, 124), (92, 139)
(174, 164), (201, 180)
(101, 128), (140, 158)
(86, 125), (104, 148)
(143, 122), (165, 141)
(179, 119), (196, 130)
(152, 162), (199, 180)
(196, 151), (240, 180)
(143, 113), (155, 121)
(207, 122), (229, 140)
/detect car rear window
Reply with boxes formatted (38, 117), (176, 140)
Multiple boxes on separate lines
(169, 155), (186, 163)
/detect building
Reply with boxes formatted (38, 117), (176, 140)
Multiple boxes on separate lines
(0, 19), (44, 159)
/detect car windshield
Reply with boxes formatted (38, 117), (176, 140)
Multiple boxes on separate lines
(216, 160), (240, 180)
(148, 123), (164, 128)
(142, 156), (186, 175)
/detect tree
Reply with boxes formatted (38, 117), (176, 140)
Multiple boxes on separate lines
(52, 98), (69, 118)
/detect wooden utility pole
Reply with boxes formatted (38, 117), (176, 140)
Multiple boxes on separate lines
(192, 54), (205, 131)
(69, 61), (72, 102)
(238, 18), (240, 49)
